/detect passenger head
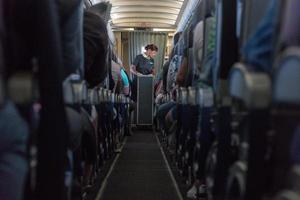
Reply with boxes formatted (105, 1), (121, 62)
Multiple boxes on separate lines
(83, 10), (109, 87)
(173, 32), (182, 46)
(205, 0), (216, 17)
(145, 44), (158, 58)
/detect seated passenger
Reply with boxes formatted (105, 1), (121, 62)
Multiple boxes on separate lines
(111, 60), (130, 96)
(58, 0), (84, 78)
(162, 60), (170, 94)
(111, 60), (130, 148)
(166, 53), (182, 93)
(176, 52), (188, 87)
(186, 2), (217, 198)
(111, 60), (122, 93)
(154, 70), (164, 97)
(156, 33), (182, 132)
(58, 1), (85, 197)
(80, 108), (97, 190)
(193, 21), (204, 78)
(280, 0), (300, 47)
(242, 0), (279, 73)
(111, 61), (132, 136)
(161, 42), (191, 148)
(156, 101), (177, 132)
(120, 68), (130, 96)
(156, 64), (170, 105)
(165, 32), (192, 128)
(83, 10), (109, 88)
(72, 10), (109, 193)
(193, 13), (216, 86)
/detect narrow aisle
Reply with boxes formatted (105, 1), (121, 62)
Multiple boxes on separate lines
(97, 131), (182, 200)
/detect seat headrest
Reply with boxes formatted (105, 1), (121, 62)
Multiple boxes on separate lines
(173, 32), (182, 46)
(193, 21), (204, 67)
(273, 48), (300, 104)
(205, 0), (216, 17)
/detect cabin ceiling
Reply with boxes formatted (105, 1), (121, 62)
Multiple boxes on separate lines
(109, 0), (187, 30)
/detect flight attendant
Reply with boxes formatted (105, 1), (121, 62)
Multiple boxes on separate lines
(130, 44), (158, 101)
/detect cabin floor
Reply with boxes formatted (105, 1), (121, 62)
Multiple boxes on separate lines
(87, 131), (190, 200)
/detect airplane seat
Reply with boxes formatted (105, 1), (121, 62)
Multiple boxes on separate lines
(210, 0), (239, 198)
(186, 28), (195, 87)
(226, 0), (279, 199)
(176, 87), (187, 172)
(274, 165), (300, 200)
(182, 87), (198, 184)
(271, 47), (300, 195)
(273, 48), (300, 105)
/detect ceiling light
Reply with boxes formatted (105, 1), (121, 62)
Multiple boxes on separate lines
(153, 28), (176, 32)
(112, 28), (134, 31)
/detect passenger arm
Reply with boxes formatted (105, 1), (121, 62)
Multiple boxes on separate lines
(123, 87), (130, 96)
(176, 57), (188, 87)
(151, 68), (155, 76)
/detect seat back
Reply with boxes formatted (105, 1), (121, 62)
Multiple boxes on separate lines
(192, 0), (216, 86)
(199, 16), (216, 85)
(0, 2), (4, 107)
(166, 54), (183, 93)
(280, 0), (300, 47)
(186, 24), (196, 87)
(274, 0), (300, 104)
(203, 14), (216, 62)
(273, 48), (300, 104)
(193, 20), (204, 74)
(59, 0), (84, 79)
(213, 0), (239, 96)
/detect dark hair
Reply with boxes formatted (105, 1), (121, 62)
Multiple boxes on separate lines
(84, 10), (109, 87)
(145, 44), (158, 51)
(205, 0), (215, 18)
(173, 32), (182, 46)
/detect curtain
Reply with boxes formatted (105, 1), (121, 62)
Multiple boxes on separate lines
(128, 31), (167, 77)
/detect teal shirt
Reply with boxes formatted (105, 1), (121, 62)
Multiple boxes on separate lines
(120, 69), (129, 87)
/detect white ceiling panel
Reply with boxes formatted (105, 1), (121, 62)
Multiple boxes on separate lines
(112, 22), (176, 28)
(113, 18), (176, 25)
(111, 13), (178, 20)
(110, 0), (183, 9)
(111, 7), (180, 15)
(109, 0), (187, 29)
